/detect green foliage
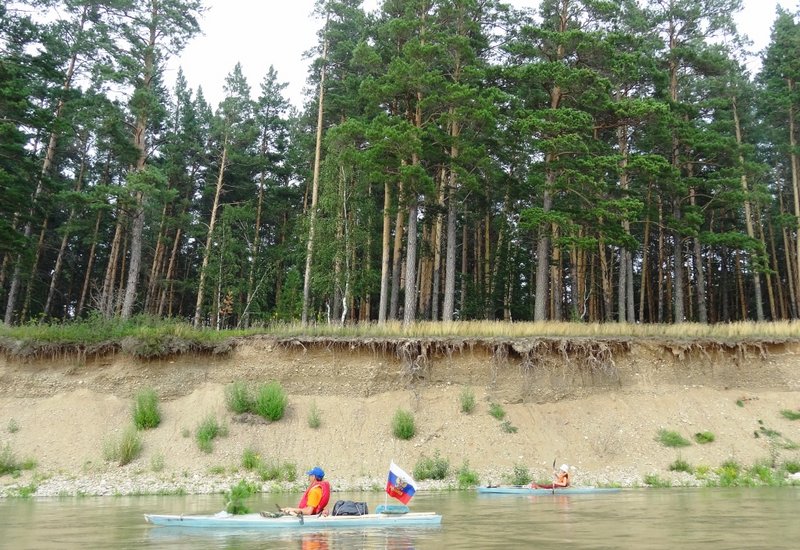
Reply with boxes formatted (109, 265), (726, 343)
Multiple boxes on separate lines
(694, 431), (715, 444)
(413, 451), (450, 481)
(735, 399), (744, 407)
(783, 460), (800, 474)
(506, 464), (532, 486)
(196, 415), (228, 454)
(242, 448), (260, 471)
(224, 480), (258, 515)
(488, 403), (506, 420)
(0, 443), (35, 476)
(7, 419), (19, 433)
(103, 425), (143, 466)
(457, 461), (479, 489)
(253, 382), (288, 421)
(644, 474), (671, 488)
(780, 409), (800, 421)
(500, 421), (518, 433)
(459, 388), (476, 414)
(656, 429), (691, 448)
(716, 459), (742, 487)
(668, 457), (693, 473)
(307, 402), (321, 429)
(257, 459), (297, 482)
(391, 409), (416, 440)
(150, 454), (165, 472)
(225, 382), (253, 414)
(132, 388), (161, 430)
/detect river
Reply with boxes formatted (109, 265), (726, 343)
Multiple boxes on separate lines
(1, 488), (798, 549)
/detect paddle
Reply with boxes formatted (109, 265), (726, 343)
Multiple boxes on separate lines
(552, 458), (556, 495)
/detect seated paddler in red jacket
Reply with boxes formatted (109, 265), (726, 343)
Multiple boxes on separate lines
(281, 466), (331, 516)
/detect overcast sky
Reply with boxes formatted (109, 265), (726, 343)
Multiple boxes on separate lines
(167, 0), (797, 109)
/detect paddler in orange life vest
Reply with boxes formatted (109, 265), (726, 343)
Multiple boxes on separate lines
(532, 464), (570, 489)
(282, 466), (331, 516)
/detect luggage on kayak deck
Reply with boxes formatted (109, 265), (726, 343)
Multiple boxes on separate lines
(331, 500), (368, 516)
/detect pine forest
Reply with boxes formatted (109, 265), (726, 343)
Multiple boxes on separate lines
(3, 0), (800, 331)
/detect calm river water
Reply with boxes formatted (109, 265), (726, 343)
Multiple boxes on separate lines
(1, 488), (798, 549)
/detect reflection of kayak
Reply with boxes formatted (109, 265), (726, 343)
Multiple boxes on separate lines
(144, 511), (442, 529)
(477, 486), (621, 495)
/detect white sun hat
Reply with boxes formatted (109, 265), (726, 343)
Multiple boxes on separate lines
(560, 464), (569, 472)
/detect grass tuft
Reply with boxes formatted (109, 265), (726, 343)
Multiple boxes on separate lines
(196, 414), (228, 454)
(500, 420), (518, 433)
(780, 409), (800, 421)
(668, 457), (693, 473)
(0, 443), (36, 475)
(489, 402), (506, 420)
(103, 425), (143, 466)
(644, 473), (671, 488)
(459, 388), (476, 414)
(225, 382), (252, 414)
(391, 409), (416, 440)
(694, 431), (715, 444)
(307, 402), (321, 429)
(656, 429), (691, 448)
(132, 388), (161, 430)
(7, 419), (19, 433)
(242, 447), (261, 471)
(253, 382), (288, 421)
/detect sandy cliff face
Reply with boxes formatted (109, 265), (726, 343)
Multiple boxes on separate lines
(1, 339), (799, 493)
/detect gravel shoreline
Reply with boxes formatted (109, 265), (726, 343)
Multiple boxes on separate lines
(0, 467), (685, 498)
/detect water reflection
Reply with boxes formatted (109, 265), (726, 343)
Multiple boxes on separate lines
(2, 488), (800, 549)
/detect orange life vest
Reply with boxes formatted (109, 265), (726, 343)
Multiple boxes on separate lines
(298, 480), (331, 514)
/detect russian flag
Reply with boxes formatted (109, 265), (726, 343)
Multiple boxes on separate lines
(385, 461), (417, 504)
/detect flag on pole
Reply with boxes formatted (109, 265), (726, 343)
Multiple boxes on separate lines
(385, 461), (417, 504)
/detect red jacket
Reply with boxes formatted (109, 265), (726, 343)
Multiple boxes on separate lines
(298, 480), (331, 514)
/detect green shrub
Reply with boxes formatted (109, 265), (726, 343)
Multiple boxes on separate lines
(500, 420), (518, 433)
(391, 409), (416, 440)
(225, 381), (252, 414)
(242, 447), (261, 471)
(489, 402), (506, 420)
(0, 443), (26, 475)
(150, 453), (165, 472)
(506, 464), (531, 486)
(783, 460), (800, 474)
(257, 459), (296, 482)
(307, 402), (321, 429)
(196, 415), (228, 454)
(459, 388), (476, 414)
(414, 451), (450, 480)
(668, 457), (693, 473)
(748, 462), (776, 484)
(457, 461), (479, 488)
(644, 473), (671, 488)
(656, 429), (691, 448)
(224, 479), (257, 515)
(132, 388), (161, 430)
(7, 419), (19, 433)
(717, 459), (742, 487)
(103, 425), (143, 466)
(253, 382), (288, 421)
(780, 409), (800, 421)
(694, 431), (715, 444)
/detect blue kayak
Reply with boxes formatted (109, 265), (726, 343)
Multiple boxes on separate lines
(477, 485), (621, 495)
(144, 511), (442, 529)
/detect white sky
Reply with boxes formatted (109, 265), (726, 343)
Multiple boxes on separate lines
(167, 0), (798, 109)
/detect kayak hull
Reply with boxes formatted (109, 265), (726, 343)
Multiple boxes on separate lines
(144, 511), (442, 529)
(477, 486), (621, 495)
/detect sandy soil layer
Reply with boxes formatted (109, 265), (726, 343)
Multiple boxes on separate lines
(1, 339), (799, 497)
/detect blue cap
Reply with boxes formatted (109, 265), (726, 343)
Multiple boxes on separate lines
(306, 466), (324, 479)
